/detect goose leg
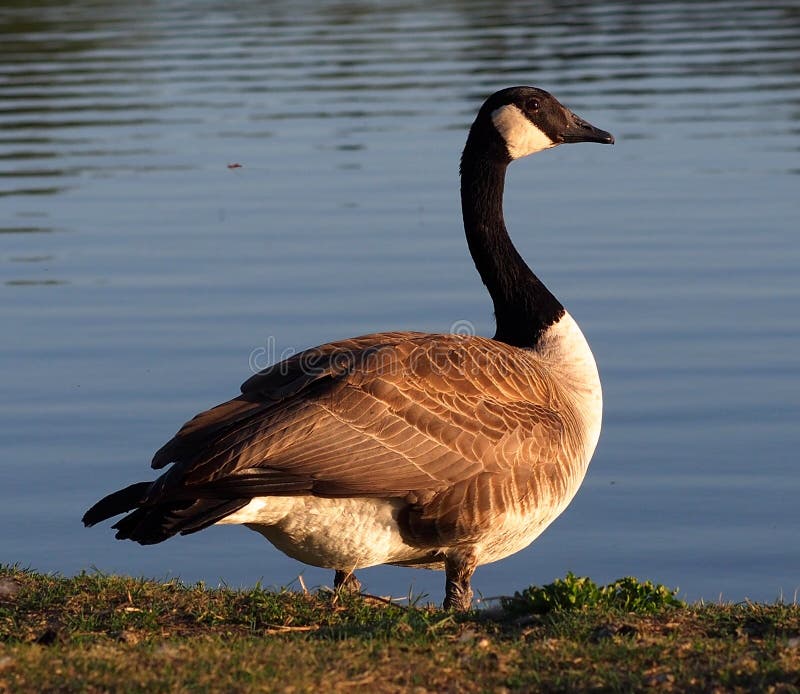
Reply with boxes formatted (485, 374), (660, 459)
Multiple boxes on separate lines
(443, 549), (478, 611)
(334, 569), (361, 593)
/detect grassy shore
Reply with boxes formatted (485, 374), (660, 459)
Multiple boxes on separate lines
(1, 565), (799, 693)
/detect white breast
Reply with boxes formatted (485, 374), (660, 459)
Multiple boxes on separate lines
(535, 310), (603, 465)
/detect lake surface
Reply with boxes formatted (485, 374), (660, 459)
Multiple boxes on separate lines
(1, 0), (798, 605)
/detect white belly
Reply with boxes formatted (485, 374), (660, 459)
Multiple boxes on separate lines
(216, 490), (577, 572)
(217, 496), (430, 570)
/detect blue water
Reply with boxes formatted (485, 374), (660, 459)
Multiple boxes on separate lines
(1, 0), (798, 604)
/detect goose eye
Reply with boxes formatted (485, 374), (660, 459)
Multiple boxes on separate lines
(526, 99), (540, 113)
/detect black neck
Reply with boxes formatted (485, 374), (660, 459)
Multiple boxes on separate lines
(460, 141), (564, 348)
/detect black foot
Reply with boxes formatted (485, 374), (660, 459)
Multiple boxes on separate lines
(443, 549), (478, 611)
(334, 570), (361, 593)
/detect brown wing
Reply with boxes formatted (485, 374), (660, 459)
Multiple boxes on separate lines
(145, 331), (572, 545)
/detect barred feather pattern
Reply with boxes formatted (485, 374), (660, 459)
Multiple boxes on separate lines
(126, 313), (601, 569)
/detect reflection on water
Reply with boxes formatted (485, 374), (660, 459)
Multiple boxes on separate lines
(1, 1), (798, 602)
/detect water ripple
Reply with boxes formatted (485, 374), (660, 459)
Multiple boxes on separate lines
(1, 0), (798, 602)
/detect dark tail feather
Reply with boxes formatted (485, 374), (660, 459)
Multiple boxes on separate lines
(84, 479), (250, 545)
(110, 497), (250, 545)
(82, 482), (152, 527)
(176, 499), (251, 535)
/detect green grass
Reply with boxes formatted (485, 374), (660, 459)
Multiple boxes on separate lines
(1, 564), (799, 692)
(502, 571), (685, 615)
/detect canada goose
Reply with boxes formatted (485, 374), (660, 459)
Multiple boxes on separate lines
(83, 86), (613, 611)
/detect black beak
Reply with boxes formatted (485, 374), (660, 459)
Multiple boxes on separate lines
(560, 111), (615, 145)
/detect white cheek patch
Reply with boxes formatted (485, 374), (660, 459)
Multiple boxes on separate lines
(491, 104), (555, 159)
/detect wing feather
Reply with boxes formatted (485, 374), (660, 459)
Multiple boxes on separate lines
(146, 331), (572, 544)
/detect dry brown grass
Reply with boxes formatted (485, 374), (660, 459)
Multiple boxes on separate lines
(2, 566), (799, 692)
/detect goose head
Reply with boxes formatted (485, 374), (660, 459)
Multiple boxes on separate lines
(467, 86), (614, 162)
